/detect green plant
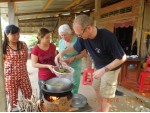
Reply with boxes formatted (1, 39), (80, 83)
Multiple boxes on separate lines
(51, 38), (59, 47)
(29, 34), (38, 48)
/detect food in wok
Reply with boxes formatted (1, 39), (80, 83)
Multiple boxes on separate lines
(48, 81), (65, 87)
(56, 68), (70, 73)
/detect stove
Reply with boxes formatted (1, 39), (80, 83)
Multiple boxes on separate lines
(41, 84), (73, 112)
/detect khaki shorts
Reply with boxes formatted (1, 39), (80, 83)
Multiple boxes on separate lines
(92, 68), (121, 98)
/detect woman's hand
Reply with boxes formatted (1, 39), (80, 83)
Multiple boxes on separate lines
(47, 65), (53, 71)
(55, 53), (63, 66)
(61, 62), (68, 67)
(93, 67), (105, 79)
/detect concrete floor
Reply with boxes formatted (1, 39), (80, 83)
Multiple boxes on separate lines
(27, 60), (149, 112)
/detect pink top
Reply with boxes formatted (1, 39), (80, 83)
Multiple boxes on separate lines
(31, 43), (56, 80)
(4, 42), (28, 79)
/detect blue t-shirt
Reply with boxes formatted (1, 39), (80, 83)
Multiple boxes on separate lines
(73, 28), (125, 70)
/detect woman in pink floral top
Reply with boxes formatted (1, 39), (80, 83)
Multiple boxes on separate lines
(3, 25), (32, 111)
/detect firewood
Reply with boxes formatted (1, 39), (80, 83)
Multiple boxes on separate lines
(17, 94), (40, 112)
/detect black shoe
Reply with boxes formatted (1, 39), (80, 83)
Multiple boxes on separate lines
(115, 90), (124, 96)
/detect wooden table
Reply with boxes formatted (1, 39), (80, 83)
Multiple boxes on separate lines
(118, 58), (143, 85)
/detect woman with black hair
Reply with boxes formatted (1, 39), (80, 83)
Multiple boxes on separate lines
(3, 24), (32, 111)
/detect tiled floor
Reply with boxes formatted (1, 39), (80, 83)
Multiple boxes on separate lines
(120, 66), (150, 99)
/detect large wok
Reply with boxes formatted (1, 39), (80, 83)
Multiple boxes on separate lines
(42, 77), (73, 93)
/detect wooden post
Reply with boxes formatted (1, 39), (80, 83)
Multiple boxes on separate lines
(0, 9), (7, 112)
(95, 0), (101, 26)
(8, 2), (15, 24)
(15, 16), (19, 26)
(136, 0), (145, 57)
(140, 1), (150, 57)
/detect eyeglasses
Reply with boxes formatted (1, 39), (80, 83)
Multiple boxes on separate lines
(77, 27), (87, 38)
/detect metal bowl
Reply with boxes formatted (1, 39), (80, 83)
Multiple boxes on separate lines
(71, 94), (87, 108)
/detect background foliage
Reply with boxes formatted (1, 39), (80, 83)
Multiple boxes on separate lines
(29, 34), (38, 48)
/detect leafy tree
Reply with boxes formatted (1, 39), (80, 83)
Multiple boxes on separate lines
(29, 34), (38, 48)
(28, 34), (59, 49)
(51, 38), (59, 47)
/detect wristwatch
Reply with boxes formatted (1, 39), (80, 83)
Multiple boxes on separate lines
(104, 66), (110, 72)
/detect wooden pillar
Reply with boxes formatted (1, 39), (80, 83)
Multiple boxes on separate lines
(95, 0), (101, 26)
(140, 2), (150, 57)
(136, 0), (145, 57)
(8, 2), (15, 24)
(0, 9), (7, 112)
(15, 16), (19, 26)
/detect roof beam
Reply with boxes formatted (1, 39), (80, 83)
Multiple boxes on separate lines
(19, 20), (57, 23)
(19, 25), (55, 28)
(0, 0), (33, 2)
(70, 0), (87, 10)
(64, 0), (81, 10)
(15, 10), (68, 16)
(19, 17), (58, 22)
(42, 0), (54, 12)
(20, 31), (48, 33)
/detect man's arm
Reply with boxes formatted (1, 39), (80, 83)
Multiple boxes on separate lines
(62, 49), (87, 65)
(73, 49), (87, 60)
(61, 46), (76, 55)
(55, 46), (76, 66)
(93, 54), (127, 79)
(104, 54), (127, 71)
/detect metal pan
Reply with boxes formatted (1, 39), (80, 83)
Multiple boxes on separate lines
(42, 77), (73, 93)
(41, 84), (73, 94)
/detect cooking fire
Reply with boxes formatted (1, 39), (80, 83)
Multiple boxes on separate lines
(49, 96), (59, 102)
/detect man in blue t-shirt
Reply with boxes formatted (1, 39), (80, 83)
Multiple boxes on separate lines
(55, 14), (127, 112)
